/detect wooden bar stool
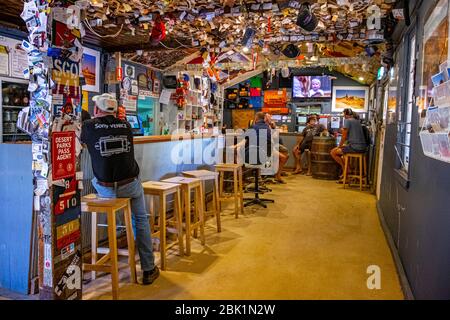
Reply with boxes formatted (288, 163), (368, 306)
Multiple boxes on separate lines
(142, 181), (184, 271)
(81, 194), (137, 300)
(215, 164), (244, 218)
(182, 170), (221, 232)
(343, 153), (368, 191)
(162, 177), (205, 256)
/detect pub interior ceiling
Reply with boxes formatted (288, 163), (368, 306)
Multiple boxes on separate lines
(1, 0), (399, 83)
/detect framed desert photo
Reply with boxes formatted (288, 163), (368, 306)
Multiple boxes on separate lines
(81, 47), (100, 92)
(332, 86), (369, 113)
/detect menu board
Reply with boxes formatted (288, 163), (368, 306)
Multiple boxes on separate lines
(10, 47), (28, 78)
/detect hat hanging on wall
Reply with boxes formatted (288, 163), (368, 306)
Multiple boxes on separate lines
(282, 44), (300, 58)
(296, 3), (318, 32)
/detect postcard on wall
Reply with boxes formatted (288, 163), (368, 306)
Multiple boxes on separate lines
(81, 47), (100, 92)
(332, 86), (369, 113)
(431, 72), (446, 87)
(124, 64), (135, 79)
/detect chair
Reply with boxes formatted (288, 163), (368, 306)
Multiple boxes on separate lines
(343, 153), (368, 191)
(182, 170), (221, 232)
(142, 181), (184, 271)
(215, 163), (244, 218)
(161, 176), (205, 256)
(243, 146), (275, 208)
(81, 194), (137, 300)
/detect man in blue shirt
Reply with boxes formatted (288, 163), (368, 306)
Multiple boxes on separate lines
(330, 108), (368, 180)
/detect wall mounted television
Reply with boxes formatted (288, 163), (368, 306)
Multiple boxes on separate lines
(292, 75), (332, 99)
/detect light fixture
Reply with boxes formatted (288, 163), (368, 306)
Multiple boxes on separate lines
(359, 76), (365, 81)
(242, 46), (250, 53)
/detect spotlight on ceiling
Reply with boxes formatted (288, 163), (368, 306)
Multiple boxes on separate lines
(296, 3), (318, 32)
(242, 46), (250, 53)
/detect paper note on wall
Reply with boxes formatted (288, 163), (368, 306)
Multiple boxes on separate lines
(0, 45), (8, 75)
(159, 89), (172, 105)
(82, 90), (89, 111)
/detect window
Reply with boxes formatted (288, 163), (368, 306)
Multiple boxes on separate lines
(420, 0), (449, 120)
(396, 32), (416, 174)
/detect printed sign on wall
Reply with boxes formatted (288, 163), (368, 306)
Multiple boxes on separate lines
(52, 131), (76, 180)
(52, 57), (80, 98)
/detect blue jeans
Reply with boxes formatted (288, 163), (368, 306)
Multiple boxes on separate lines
(92, 177), (155, 272)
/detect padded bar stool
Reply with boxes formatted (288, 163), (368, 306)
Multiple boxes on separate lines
(182, 170), (221, 232)
(81, 194), (137, 300)
(162, 177), (205, 256)
(343, 153), (368, 191)
(142, 181), (184, 271)
(215, 163), (244, 218)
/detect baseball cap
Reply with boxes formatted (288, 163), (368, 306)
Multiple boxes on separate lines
(92, 93), (118, 113)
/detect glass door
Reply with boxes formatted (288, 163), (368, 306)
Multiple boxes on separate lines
(1, 78), (30, 143)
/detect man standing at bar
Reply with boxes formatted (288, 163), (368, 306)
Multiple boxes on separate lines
(80, 93), (159, 285)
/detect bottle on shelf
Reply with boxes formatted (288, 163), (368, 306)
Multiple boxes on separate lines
(22, 89), (29, 106)
(12, 87), (21, 106)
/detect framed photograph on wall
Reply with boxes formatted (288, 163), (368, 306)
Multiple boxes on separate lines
(124, 64), (135, 79)
(332, 86), (369, 113)
(81, 47), (100, 92)
(137, 73), (148, 88)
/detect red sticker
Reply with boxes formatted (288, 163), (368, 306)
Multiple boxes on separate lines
(56, 230), (81, 250)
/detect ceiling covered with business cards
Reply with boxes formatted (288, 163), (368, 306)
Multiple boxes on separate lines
(1, 0), (400, 82)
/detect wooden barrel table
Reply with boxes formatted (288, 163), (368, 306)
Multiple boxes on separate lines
(311, 136), (340, 180)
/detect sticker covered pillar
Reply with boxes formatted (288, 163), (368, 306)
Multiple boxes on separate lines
(19, 0), (84, 300)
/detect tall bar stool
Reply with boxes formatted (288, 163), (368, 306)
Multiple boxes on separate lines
(142, 181), (184, 271)
(81, 194), (137, 300)
(343, 153), (368, 191)
(182, 170), (221, 232)
(162, 177), (205, 256)
(215, 163), (244, 218)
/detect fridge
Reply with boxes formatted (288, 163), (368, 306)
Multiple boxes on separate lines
(0, 77), (30, 143)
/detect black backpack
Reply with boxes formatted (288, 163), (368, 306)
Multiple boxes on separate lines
(361, 123), (371, 146)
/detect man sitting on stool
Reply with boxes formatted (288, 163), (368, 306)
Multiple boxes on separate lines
(80, 93), (159, 285)
(293, 114), (326, 175)
(330, 108), (368, 182)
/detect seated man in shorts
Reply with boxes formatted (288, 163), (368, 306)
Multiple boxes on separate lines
(330, 108), (368, 181)
(293, 114), (325, 174)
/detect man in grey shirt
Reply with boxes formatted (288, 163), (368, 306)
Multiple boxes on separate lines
(331, 108), (368, 179)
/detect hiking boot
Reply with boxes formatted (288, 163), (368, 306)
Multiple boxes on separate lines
(142, 266), (160, 285)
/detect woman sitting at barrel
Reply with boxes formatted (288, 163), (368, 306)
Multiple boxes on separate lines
(293, 115), (327, 174)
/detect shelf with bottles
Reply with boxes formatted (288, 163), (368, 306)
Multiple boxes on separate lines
(1, 81), (30, 108)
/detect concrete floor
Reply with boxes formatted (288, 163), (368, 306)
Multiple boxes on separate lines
(83, 174), (404, 300)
